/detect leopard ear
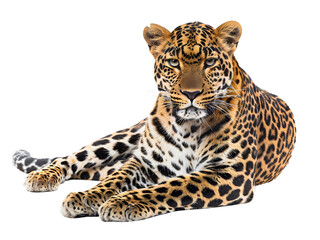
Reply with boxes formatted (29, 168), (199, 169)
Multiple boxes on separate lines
(143, 24), (171, 58)
(215, 21), (242, 55)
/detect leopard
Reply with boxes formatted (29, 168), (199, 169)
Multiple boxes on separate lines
(13, 21), (296, 221)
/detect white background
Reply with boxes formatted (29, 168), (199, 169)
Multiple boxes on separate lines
(1, 0), (319, 239)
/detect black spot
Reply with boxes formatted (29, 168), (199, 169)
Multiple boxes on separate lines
(258, 122), (266, 143)
(191, 198), (205, 209)
(35, 159), (50, 167)
(232, 175), (244, 186)
(231, 135), (241, 143)
(129, 133), (141, 145)
(172, 124), (177, 133)
(167, 199), (178, 207)
(186, 184), (199, 194)
(147, 169), (159, 183)
(242, 148), (251, 160)
(208, 157), (223, 164)
(226, 189), (240, 201)
(251, 147), (257, 159)
(208, 198), (223, 207)
(158, 206), (166, 211)
(190, 177), (202, 183)
(209, 144), (218, 151)
(61, 161), (69, 168)
(17, 163), (24, 172)
(198, 155), (209, 165)
(155, 187), (168, 193)
(181, 196), (193, 206)
(245, 161), (254, 175)
(266, 144), (275, 154)
(142, 190), (152, 194)
(243, 180), (252, 196)
(140, 147), (147, 155)
(240, 140), (247, 148)
(202, 188), (215, 198)
(80, 171), (90, 179)
(157, 165), (176, 177)
(174, 207), (185, 211)
(84, 162), (96, 168)
(26, 166), (37, 173)
(156, 195), (165, 202)
(219, 185), (231, 196)
(214, 144), (229, 154)
(152, 151), (163, 162)
(107, 168), (115, 175)
(142, 194), (151, 199)
(152, 117), (182, 151)
(183, 132), (190, 138)
(221, 136), (229, 141)
(217, 172), (232, 180)
(91, 172), (100, 180)
(24, 158), (34, 166)
(142, 156), (153, 168)
(113, 142), (129, 154)
(243, 131), (250, 138)
(224, 68), (229, 77)
(227, 149), (240, 159)
(71, 164), (77, 174)
(112, 134), (127, 140)
(75, 150), (88, 161)
(232, 162), (244, 172)
(171, 162), (181, 171)
(171, 189), (183, 197)
(168, 151), (174, 157)
(203, 176), (218, 186)
(170, 180), (182, 186)
(246, 192), (254, 203)
(94, 148), (109, 160)
(191, 125), (200, 133)
(92, 139), (110, 146)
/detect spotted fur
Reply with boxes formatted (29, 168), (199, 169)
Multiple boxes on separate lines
(14, 21), (296, 221)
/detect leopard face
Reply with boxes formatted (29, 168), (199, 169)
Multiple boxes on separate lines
(144, 22), (242, 120)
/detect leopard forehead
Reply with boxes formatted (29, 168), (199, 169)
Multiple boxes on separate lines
(170, 22), (215, 48)
(166, 22), (219, 61)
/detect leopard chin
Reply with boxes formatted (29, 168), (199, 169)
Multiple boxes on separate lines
(176, 107), (208, 120)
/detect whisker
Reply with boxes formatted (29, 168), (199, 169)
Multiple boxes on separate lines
(202, 117), (214, 133)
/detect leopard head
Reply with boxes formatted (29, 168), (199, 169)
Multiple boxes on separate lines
(144, 21), (242, 120)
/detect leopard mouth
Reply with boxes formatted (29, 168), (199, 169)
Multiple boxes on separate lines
(176, 106), (208, 120)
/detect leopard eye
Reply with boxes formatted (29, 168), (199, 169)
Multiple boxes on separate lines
(167, 59), (180, 68)
(205, 58), (216, 67)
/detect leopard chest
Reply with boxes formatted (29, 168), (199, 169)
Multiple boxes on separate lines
(134, 120), (204, 182)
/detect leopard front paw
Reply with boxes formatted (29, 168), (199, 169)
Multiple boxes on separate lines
(61, 192), (99, 218)
(24, 169), (63, 192)
(98, 195), (154, 222)
(61, 189), (116, 218)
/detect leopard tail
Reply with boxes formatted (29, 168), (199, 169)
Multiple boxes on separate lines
(12, 150), (57, 174)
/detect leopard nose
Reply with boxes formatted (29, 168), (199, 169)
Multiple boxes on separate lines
(181, 90), (202, 100)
